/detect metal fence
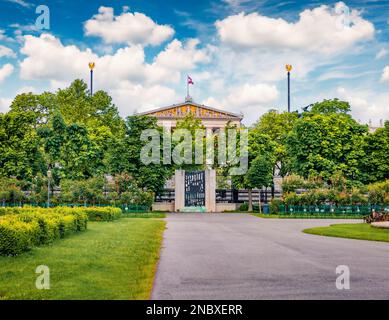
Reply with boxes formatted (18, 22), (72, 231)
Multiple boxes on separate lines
(275, 204), (388, 216)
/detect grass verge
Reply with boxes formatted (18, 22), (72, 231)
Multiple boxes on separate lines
(0, 218), (165, 300)
(303, 223), (389, 242)
(122, 212), (166, 218)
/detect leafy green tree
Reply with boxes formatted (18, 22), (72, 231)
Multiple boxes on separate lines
(310, 98), (351, 114)
(253, 110), (298, 184)
(360, 121), (389, 183)
(0, 111), (45, 180)
(107, 115), (173, 194)
(233, 128), (276, 211)
(286, 112), (367, 183)
(245, 153), (275, 210)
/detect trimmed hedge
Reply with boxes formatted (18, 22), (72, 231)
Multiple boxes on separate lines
(0, 207), (90, 256)
(0, 206), (122, 255)
(0, 206), (122, 221)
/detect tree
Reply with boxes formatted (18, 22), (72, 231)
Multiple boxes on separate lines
(245, 153), (275, 211)
(0, 111), (45, 180)
(360, 121), (389, 183)
(310, 98), (351, 114)
(233, 128), (276, 211)
(107, 115), (173, 194)
(286, 112), (368, 184)
(253, 110), (298, 196)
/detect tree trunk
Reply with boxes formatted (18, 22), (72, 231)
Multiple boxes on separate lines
(248, 188), (253, 212)
(271, 184), (275, 199)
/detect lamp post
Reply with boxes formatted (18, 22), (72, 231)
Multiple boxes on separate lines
(88, 62), (95, 96)
(47, 169), (52, 208)
(285, 64), (292, 113)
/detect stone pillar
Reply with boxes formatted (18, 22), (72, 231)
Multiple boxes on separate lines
(174, 170), (185, 212)
(205, 169), (216, 212)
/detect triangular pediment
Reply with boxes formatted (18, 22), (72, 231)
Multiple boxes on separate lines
(136, 101), (242, 120)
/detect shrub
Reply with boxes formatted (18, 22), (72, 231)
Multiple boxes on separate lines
(70, 207), (122, 221)
(239, 203), (249, 211)
(0, 219), (38, 255)
(282, 175), (305, 193)
(269, 199), (283, 214)
(0, 207), (89, 256)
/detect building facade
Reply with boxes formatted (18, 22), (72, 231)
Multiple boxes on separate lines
(136, 98), (243, 131)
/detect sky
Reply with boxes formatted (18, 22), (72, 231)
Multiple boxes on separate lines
(0, 0), (388, 125)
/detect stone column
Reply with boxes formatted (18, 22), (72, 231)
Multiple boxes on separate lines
(174, 170), (185, 212)
(205, 169), (216, 212)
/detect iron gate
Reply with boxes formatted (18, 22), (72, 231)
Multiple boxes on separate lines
(185, 171), (205, 207)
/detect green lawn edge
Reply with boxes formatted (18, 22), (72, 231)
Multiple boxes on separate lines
(0, 217), (166, 300)
(303, 223), (389, 243)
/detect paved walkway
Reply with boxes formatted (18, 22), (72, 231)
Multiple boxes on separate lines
(151, 213), (389, 300)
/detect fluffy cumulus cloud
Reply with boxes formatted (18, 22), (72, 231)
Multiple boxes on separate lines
(84, 6), (174, 46)
(0, 64), (14, 83)
(336, 87), (389, 124)
(19, 33), (211, 115)
(380, 66), (389, 82)
(215, 2), (374, 54)
(203, 83), (279, 123)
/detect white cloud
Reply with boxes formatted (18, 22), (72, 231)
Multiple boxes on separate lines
(336, 87), (389, 123)
(215, 2), (374, 54)
(84, 6), (174, 46)
(203, 83), (279, 122)
(380, 66), (389, 82)
(5, 0), (32, 8)
(376, 48), (388, 59)
(153, 39), (212, 71)
(19, 34), (210, 116)
(0, 64), (14, 83)
(0, 45), (16, 58)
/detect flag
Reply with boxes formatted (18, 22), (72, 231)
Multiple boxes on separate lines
(187, 75), (194, 85)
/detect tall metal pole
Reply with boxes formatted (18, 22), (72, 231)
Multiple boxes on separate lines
(88, 62), (95, 96)
(287, 71), (290, 113)
(90, 69), (93, 96)
(286, 64), (292, 112)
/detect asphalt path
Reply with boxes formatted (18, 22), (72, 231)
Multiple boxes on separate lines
(151, 213), (389, 300)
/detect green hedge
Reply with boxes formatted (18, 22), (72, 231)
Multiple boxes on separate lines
(0, 209), (88, 256)
(0, 206), (122, 221)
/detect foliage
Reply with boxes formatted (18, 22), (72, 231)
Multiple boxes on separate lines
(0, 111), (45, 180)
(360, 121), (389, 183)
(0, 207), (88, 255)
(286, 112), (368, 183)
(253, 110), (297, 176)
(310, 98), (351, 114)
(269, 198), (283, 214)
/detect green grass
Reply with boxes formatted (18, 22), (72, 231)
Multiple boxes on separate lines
(122, 212), (166, 218)
(0, 218), (166, 300)
(251, 213), (280, 218)
(303, 223), (389, 242)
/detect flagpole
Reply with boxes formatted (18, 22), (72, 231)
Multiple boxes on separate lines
(186, 75), (189, 98)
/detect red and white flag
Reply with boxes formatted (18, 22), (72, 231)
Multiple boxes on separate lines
(187, 75), (194, 85)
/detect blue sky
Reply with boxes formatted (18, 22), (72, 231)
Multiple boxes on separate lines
(0, 0), (388, 124)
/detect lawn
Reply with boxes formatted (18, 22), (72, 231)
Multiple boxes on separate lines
(303, 223), (389, 243)
(0, 217), (165, 300)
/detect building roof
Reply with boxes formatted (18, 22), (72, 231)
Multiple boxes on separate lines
(136, 100), (243, 120)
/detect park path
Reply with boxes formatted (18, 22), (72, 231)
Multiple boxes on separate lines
(151, 213), (389, 299)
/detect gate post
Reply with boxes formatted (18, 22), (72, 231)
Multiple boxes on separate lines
(205, 169), (216, 212)
(174, 170), (185, 212)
